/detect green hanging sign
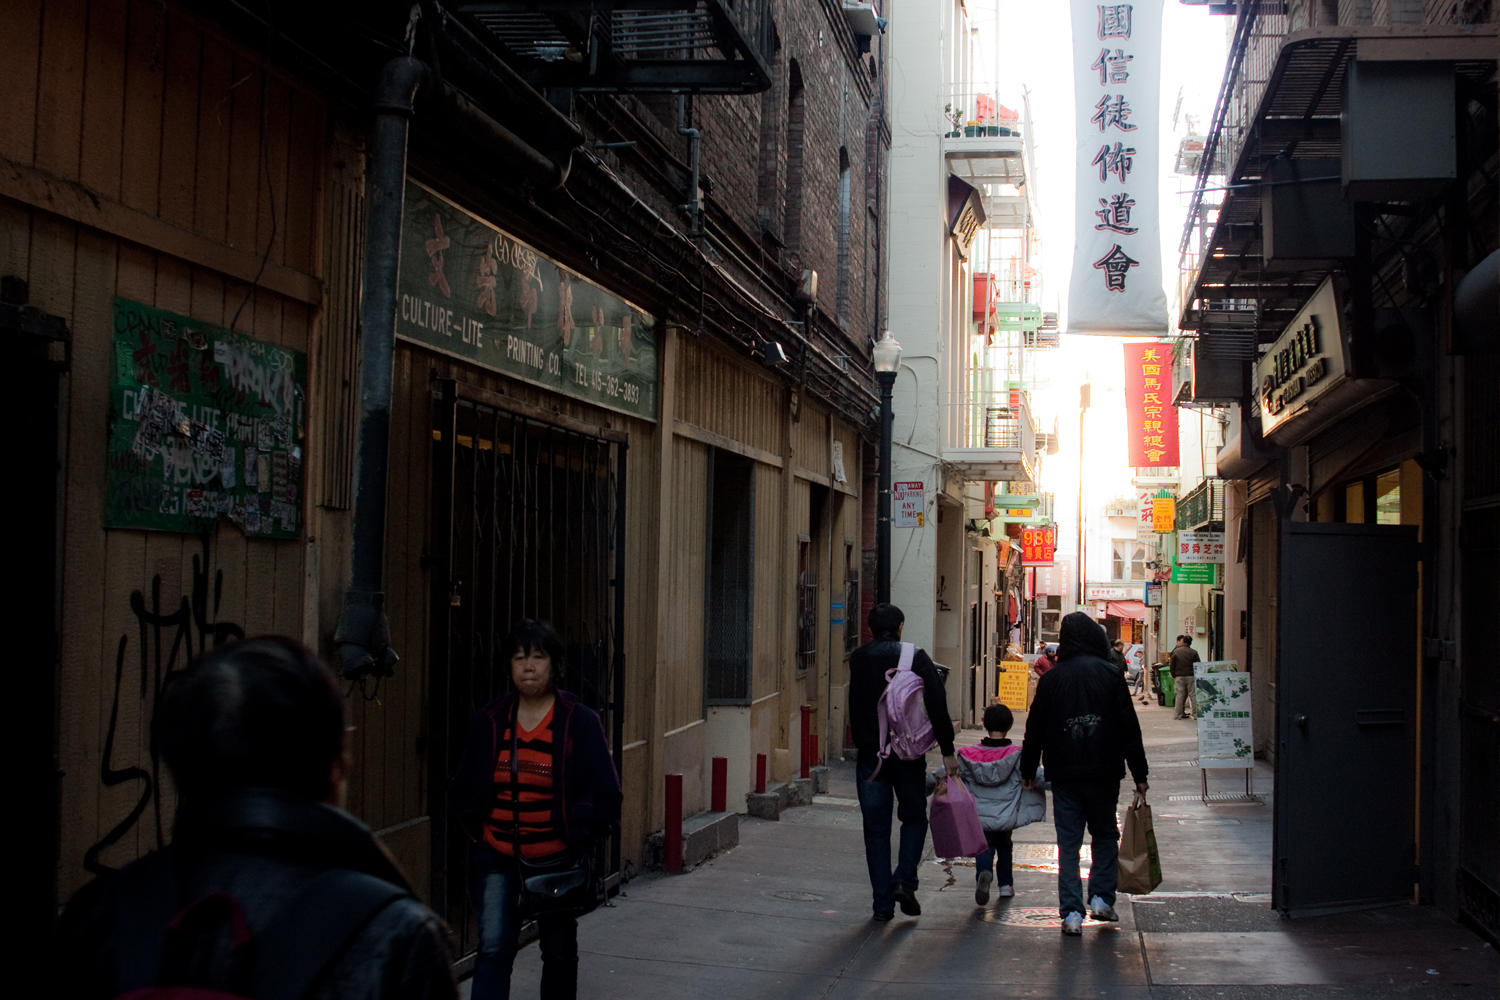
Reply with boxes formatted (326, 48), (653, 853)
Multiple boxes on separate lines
(395, 180), (658, 420)
(105, 298), (306, 539)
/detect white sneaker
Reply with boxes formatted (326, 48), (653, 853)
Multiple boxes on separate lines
(1088, 895), (1119, 921)
(998, 885), (1014, 898)
(1062, 911), (1084, 935)
(975, 870), (993, 905)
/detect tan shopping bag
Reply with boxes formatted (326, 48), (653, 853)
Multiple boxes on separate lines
(1117, 792), (1162, 895)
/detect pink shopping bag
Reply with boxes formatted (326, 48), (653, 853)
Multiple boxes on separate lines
(929, 776), (988, 858)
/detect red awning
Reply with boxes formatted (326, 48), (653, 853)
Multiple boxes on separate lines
(1009, 594), (1020, 621)
(1107, 601), (1148, 620)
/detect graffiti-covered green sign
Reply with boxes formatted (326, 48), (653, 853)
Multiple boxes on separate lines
(396, 180), (658, 420)
(105, 298), (306, 538)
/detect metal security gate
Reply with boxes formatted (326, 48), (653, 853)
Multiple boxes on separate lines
(1274, 521), (1419, 917)
(427, 379), (626, 959)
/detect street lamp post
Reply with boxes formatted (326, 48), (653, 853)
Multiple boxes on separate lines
(873, 331), (903, 605)
(1076, 381), (1090, 610)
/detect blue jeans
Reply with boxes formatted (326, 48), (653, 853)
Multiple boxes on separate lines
(1051, 779), (1121, 917)
(855, 750), (929, 914)
(471, 843), (578, 1000)
(975, 828), (1014, 887)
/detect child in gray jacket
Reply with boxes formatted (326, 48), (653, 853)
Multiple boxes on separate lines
(958, 703), (1047, 905)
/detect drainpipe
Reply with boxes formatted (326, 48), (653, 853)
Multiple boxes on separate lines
(334, 54), (577, 679)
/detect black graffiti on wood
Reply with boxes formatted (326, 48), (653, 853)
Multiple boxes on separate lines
(83, 535), (245, 874)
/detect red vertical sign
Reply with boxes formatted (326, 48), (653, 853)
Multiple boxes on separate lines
(1122, 343), (1180, 467)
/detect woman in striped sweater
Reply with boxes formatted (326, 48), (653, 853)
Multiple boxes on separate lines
(454, 620), (622, 1000)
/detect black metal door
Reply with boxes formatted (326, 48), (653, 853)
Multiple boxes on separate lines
(1274, 520), (1419, 917)
(427, 380), (626, 957)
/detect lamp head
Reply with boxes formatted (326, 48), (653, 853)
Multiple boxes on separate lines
(872, 331), (903, 374)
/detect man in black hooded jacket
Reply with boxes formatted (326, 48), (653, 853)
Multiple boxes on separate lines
(1021, 612), (1149, 936)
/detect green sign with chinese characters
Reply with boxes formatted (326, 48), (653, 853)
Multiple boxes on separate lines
(1170, 548), (1217, 585)
(105, 298), (306, 539)
(396, 180), (658, 420)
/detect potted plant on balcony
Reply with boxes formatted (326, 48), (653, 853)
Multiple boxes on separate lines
(943, 103), (963, 138)
(964, 119), (979, 137)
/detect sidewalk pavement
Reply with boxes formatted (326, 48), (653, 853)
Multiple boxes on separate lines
(498, 697), (1496, 998)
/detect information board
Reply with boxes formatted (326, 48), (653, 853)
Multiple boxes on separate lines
(106, 298), (305, 538)
(1177, 530), (1226, 564)
(893, 481), (925, 527)
(1194, 661), (1253, 767)
(397, 180), (658, 420)
(997, 660), (1030, 710)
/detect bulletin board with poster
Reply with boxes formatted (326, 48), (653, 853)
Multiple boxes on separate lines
(105, 299), (306, 539)
(997, 660), (1030, 710)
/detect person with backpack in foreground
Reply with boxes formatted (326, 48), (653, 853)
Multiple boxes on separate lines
(1020, 612), (1150, 937)
(57, 636), (456, 1000)
(848, 603), (958, 921)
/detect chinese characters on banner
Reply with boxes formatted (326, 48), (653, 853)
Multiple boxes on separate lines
(1021, 525), (1058, 565)
(1067, 1), (1168, 334)
(1177, 530), (1226, 563)
(1123, 343), (1180, 466)
(1151, 494), (1176, 532)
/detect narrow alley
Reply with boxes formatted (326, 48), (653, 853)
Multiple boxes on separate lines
(508, 703), (1495, 998)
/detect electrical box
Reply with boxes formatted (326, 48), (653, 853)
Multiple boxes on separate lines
(1191, 337), (1247, 404)
(1263, 158), (1354, 264)
(1342, 60), (1456, 201)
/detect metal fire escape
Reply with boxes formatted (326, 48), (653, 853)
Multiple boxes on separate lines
(451, 0), (774, 93)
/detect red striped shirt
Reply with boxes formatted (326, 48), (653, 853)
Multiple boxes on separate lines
(484, 707), (568, 860)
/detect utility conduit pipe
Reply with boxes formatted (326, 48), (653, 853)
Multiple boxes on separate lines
(334, 54), (575, 679)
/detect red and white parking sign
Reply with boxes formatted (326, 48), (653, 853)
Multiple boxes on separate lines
(893, 481), (925, 527)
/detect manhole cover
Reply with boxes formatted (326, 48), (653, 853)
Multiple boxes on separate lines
(771, 890), (825, 901)
(979, 907), (1115, 928)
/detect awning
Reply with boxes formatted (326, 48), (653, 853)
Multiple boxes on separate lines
(1107, 601), (1148, 620)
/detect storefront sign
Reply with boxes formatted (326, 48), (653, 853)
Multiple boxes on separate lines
(998, 660), (1030, 710)
(1176, 530), (1225, 564)
(893, 481), (925, 527)
(1255, 276), (1348, 439)
(397, 181), (658, 420)
(1151, 493), (1176, 532)
(1020, 525), (1057, 565)
(1067, 0), (1168, 335)
(1085, 583), (1142, 601)
(1170, 555), (1216, 585)
(106, 299), (306, 538)
(1123, 343), (1180, 465)
(1194, 661), (1253, 767)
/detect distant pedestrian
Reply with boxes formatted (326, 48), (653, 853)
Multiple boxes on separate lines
(453, 619), (622, 1000)
(1021, 612), (1149, 936)
(57, 637), (457, 1000)
(848, 603), (959, 922)
(959, 703), (1047, 906)
(1033, 641), (1056, 676)
(1169, 635), (1201, 720)
(1109, 639), (1129, 677)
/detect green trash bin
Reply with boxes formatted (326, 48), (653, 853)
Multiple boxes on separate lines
(1157, 665), (1174, 708)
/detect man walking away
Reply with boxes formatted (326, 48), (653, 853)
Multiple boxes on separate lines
(848, 603), (959, 921)
(1109, 640), (1129, 677)
(1170, 635), (1202, 720)
(1021, 612), (1149, 936)
(58, 637), (456, 1000)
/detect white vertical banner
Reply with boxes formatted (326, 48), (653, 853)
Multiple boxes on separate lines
(1067, 1), (1168, 335)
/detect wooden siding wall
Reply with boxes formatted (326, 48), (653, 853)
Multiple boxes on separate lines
(663, 438), (711, 733)
(752, 463), (785, 700)
(0, 2), (326, 898)
(795, 402), (832, 479)
(674, 335), (785, 455)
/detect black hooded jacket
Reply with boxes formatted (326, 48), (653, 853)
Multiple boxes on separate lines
(1020, 612), (1149, 785)
(56, 789), (456, 1000)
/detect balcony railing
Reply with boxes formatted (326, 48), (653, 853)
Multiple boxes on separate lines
(1177, 478), (1226, 531)
(458, 0), (774, 94)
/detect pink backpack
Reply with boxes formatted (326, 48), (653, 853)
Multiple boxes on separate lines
(873, 642), (936, 776)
